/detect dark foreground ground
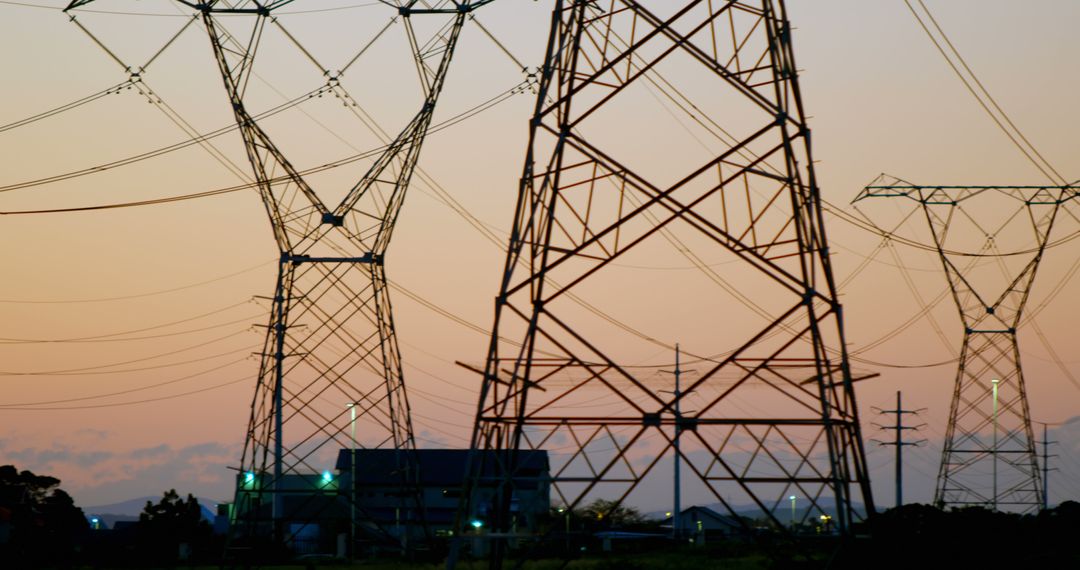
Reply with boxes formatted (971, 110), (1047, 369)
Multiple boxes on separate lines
(14, 502), (1080, 569)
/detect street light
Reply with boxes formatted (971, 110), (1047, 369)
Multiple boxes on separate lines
(991, 378), (999, 511)
(346, 402), (358, 560)
(558, 507), (569, 551)
(789, 495), (797, 528)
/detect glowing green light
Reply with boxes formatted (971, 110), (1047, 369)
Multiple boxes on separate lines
(470, 520), (483, 529)
(245, 472), (255, 486)
(322, 470), (333, 484)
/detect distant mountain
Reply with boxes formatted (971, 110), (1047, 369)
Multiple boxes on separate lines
(83, 496), (221, 529)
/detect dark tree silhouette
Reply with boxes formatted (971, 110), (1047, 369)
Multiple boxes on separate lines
(579, 499), (646, 529)
(0, 464), (88, 565)
(136, 489), (214, 563)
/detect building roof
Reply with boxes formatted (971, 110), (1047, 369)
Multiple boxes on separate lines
(335, 449), (549, 486)
(662, 505), (742, 529)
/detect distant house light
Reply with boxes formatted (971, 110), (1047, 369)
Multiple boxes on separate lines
(322, 470), (333, 485)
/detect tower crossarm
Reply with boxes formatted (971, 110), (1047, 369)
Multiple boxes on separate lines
(67, 0), (338, 14)
(854, 177), (1080, 327)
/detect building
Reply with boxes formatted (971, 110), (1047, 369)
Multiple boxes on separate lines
(230, 471), (347, 554)
(661, 506), (743, 543)
(224, 448), (550, 555)
(335, 449), (550, 540)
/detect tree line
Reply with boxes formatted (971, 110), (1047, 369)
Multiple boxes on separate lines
(0, 464), (216, 567)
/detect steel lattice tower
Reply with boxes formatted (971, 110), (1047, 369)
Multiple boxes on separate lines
(453, 1), (874, 564)
(64, 0), (489, 548)
(856, 176), (1080, 512)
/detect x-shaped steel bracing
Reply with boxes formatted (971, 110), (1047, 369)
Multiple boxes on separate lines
(453, 3), (875, 566)
(856, 174), (1080, 512)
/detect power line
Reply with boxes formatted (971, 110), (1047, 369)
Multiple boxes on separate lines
(0, 0), (61, 10)
(0, 356), (251, 408)
(0, 333), (258, 376)
(0, 0), (382, 16)
(826, 196), (1080, 257)
(0, 80), (133, 133)
(0, 374), (252, 411)
(0, 77), (529, 209)
(0, 263), (270, 304)
(0, 309), (263, 345)
(903, 0), (1067, 185)
(0, 85), (331, 194)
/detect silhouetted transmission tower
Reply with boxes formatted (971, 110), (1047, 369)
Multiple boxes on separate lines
(453, 1), (875, 565)
(64, 0), (492, 550)
(856, 175), (1080, 512)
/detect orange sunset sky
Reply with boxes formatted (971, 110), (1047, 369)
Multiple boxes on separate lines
(1, 0), (1078, 512)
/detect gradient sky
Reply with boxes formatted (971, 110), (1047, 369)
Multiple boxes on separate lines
(1, 0), (1078, 513)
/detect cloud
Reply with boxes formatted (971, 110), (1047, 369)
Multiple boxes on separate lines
(2, 445), (114, 470)
(75, 428), (110, 441)
(129, 444), (170, 459)
(0, 439), (243, 507)
(416, 429), (454, 448)
(1050, 417), (1080, 454)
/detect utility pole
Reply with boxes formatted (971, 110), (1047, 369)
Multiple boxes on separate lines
(992, 378), (999, 511)
(872, 391), (925, 508)
(659, 345), (700, 540)
(347, 402), (358, 561)
(1040, 423), (1058, 510)
(660, 345), (686, 540)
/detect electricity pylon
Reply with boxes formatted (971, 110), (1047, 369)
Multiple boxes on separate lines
(855, 175), (1080, 512)
(453, 2), (875, 565)
(63, 0), (490, 549)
